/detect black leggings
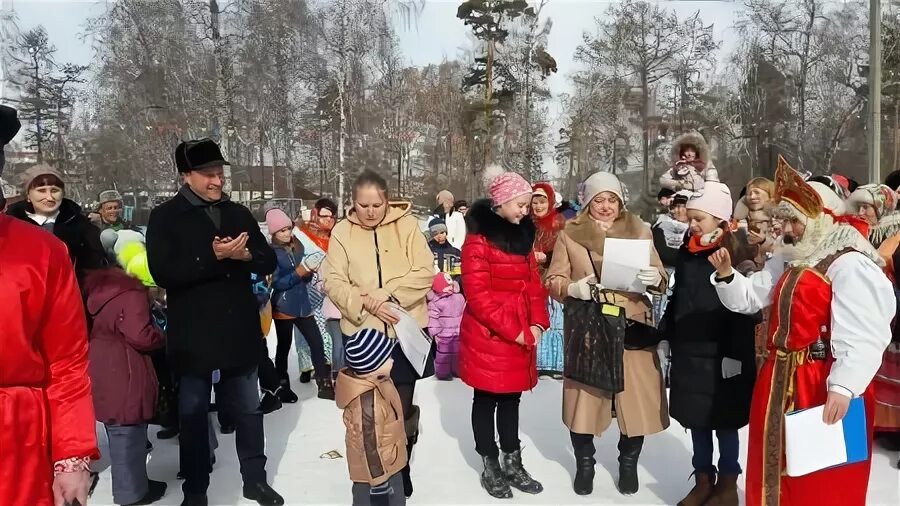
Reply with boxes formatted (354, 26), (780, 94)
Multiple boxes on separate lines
(273, 317), (330, 381)
(471, 389), (522, 458)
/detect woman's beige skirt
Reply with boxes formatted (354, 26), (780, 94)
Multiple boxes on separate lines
(562, 347), (670, 437)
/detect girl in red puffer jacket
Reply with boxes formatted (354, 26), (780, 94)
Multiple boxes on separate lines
(459, 165), (550, 500)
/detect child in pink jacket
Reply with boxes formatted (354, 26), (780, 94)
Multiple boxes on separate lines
(427, 272), (466, 380)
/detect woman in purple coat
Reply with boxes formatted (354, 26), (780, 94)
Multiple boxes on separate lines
(427, 272), (466, 380)
(82, 267), (167, 506)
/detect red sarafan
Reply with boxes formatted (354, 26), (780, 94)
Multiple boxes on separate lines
(0, 214), (99, 506)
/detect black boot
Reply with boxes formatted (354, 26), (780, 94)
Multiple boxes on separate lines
(276, 379), (299, 403)
(570, 432), (596, 495)
(402, 405), (420, 498)
(316, 377), (335, 400)
(124, 480), (167, 506)
(299, 370), (312, 383)
(243, 482), (285, 506)
(480, 455), (513, 499)
(617, 433), (644, 495)
(259, 389), (282, 414)
(179, 494), (208, 506)
(501, 449), (543, 494)
(156, 427), (179, 440)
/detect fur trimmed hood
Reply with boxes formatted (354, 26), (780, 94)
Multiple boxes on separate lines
(465, 198), (536, 255)
(671, 131), (710, 165)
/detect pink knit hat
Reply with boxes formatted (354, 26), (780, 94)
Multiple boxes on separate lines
(265, 208), (293, 234)
(686, 181), (733, 222)
(483, 164), (532, 206)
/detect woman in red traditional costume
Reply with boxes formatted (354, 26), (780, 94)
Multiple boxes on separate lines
(0, 212), (100, 505)
(709, 157), (895, 506)
(531, 182), (567, 376)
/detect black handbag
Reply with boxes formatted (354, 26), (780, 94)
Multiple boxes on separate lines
(563, 295), (626, 394)
(562, 247), (629, 393)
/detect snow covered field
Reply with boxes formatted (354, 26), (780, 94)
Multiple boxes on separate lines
(89, 341), (900, 506)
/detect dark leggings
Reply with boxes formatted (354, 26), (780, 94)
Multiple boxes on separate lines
(274, 317), (330, 380)
(471, 389), (522, 458)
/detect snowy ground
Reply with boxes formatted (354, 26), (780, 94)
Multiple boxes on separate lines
(89, 340), (900, 506)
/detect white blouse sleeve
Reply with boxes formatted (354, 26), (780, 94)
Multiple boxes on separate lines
(826, 253), (896, 397)
(709, 253), (786, 315)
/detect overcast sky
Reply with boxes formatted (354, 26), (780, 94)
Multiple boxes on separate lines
(6, 0), (744, 175)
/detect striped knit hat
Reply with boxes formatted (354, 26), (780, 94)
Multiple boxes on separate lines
(345, 328), (396, 374)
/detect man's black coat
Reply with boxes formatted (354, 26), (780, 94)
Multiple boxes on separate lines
(146, 188), (276, 376)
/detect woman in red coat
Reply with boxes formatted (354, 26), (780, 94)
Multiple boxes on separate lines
(0, 213), (99, 506)
(460, 165), (550, 500)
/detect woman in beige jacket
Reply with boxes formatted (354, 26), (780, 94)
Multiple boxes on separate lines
(546, 171), (670, 497)
(323, 170), (436, 499)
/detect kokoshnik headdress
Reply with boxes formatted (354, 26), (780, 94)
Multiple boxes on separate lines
(774, 156), (824, 219)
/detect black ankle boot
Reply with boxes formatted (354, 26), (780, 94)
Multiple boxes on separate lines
(259, 390), (282, 414)
(570, 431), (596, 495)
(242, 482), (285, 506)
(481, 455), (513, 499)
(402, 405), (420, 498)
(276, 380), (298, 403)
(299, 370), (312, 383)
(617, 434), (644, 495)
(316, 377), (335, 400)
(501, 449), (543, 494)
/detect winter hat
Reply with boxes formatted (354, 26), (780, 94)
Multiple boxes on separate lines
(113, 229), (145, 257)
(582, 171), (624, 208)
(20, 164), (64, 192)
(428, 217), (448, 236)
(436, 190), (454, 205)
(848, 184), (897, 220)
(657, 188), (676, 200)
(686, 181), (733, 222)
(174, 138), (229, 173)
(266, 208), (293, 234)
(344, 328), (396, 375)
(314, 198), (338, 216)
(432, 272), (453, 294)
(532, 182), (556, 203)
(100, 228), (119, 253)
(98, 189), (123, 205)
(483, 164), (532, 206)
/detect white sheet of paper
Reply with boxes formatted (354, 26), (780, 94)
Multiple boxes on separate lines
(390, 305), (432, 377)
(599, 238), (651, 292)
(784, 404), (848, 477)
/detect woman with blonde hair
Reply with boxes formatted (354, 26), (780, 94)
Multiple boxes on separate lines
(546, 171), (669, 497)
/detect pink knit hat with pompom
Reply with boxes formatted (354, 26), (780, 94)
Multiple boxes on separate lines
(483, 164), (532, 206)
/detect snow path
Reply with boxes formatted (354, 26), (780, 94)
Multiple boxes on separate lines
(89, 341), (900, 506)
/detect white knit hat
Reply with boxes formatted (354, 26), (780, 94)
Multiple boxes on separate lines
(582, 171), (624, 206)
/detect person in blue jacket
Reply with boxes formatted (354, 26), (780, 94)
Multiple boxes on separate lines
(266, 208), (334, 400)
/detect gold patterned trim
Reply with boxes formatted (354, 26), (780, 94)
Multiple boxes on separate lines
(771, 269), (803, 350)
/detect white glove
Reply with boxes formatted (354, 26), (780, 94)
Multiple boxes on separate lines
(302, 251), (326, 272)
(567, 274), (597, 300)
(637, 267), (662, 287)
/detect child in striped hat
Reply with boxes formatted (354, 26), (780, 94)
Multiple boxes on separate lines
(335, 329), (408, 505)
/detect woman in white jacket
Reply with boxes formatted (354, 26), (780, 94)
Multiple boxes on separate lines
(434, 190), (467, 249)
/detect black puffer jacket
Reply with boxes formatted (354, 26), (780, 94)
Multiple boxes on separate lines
(6, 198), (107, 282)
(664, 242), (758, 430)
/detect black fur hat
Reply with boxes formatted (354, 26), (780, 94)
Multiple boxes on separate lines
(175, 138), (230, 173)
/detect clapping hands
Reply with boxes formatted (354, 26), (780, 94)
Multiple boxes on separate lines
(212, 233), (250, 261)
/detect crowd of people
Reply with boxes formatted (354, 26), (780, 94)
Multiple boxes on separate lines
(1, 117), (898, 506)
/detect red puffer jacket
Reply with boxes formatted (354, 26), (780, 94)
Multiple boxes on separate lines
(459, 200), (550, 394)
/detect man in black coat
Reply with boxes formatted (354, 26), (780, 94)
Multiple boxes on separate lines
(146, 139), (282, 506)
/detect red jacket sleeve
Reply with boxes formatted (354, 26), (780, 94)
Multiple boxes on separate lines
(41, 246), (100, 463)
(461, 238), (525, 343)
(118, 289), (166, 353)
(525, 252), (550, 337)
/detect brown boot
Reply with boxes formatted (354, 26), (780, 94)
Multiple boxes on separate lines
(677, 472), (715, 506)
(705, 473), (738, 506)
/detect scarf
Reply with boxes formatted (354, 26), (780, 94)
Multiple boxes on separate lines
(533, 208), (565, 254)
(686, 227), (727, 254)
